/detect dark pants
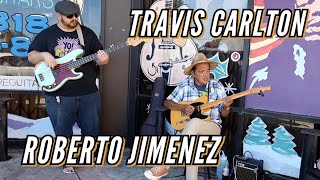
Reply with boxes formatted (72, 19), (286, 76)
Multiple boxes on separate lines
(45, 91), (100, 137)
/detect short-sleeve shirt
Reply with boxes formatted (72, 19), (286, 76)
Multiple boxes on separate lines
(167, 77), (227, 125)
(28, 24), (103, 96)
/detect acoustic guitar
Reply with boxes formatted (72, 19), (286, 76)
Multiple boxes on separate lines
(170, 86), (272, 130)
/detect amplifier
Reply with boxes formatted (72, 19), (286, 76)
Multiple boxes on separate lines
(234, 156), (263, 180)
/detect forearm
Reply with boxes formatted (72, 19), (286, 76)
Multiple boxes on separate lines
(28, 51), (44, 65)
(164, 99), (185, 111)
(221, 106), (230, 118)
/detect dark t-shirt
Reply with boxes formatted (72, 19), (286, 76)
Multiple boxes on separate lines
(28, 24), (103, 96)
(194, 83), (206, 92)
(194, 83), (208, 96)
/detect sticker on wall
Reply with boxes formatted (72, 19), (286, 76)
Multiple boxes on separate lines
(146, 103), (150, 114)
(293, 44), (306, 80)
(249, 66), (268, 89)
(209, 52), (229, 80)
(243, 117), (301, 178)
(243, 117), (271, 145)
(272, 126), (298, 156)
(224, 82), (237, 95)
(231, 52), (241, 62)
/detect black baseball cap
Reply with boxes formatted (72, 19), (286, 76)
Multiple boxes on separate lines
(55, 0), (80, 16)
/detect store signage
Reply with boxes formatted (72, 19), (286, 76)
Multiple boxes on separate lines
(0, 11), (49, 57)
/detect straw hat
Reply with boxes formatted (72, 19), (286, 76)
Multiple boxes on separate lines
(184, 53), (218, 75)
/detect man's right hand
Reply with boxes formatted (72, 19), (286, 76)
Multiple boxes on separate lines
(42, 52), (57, 69)
(182, 105), (195, 116)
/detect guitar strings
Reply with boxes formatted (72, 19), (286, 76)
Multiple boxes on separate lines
(37, 42), (128, 78)
(37, 55), (98, 77)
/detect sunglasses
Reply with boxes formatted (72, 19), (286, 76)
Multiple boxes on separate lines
(66, 13), (80, 19)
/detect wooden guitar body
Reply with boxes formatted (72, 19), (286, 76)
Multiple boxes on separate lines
(170, 96), (211, 130)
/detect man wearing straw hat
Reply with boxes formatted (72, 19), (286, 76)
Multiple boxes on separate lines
(144, 52), (233, 180)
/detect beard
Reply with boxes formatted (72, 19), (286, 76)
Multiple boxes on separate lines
(61, 18), (79, 29)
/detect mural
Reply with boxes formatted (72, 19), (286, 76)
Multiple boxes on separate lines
(208, 53), (230, 80)
(243, 117), (271, 145)
(245, 0), (320, 117)
(8, 113), (80, 139)
(243, 117), (301, 178)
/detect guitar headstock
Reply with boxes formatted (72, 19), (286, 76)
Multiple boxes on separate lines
(127, 37), (150, 47)
(249, 86), (272, 95)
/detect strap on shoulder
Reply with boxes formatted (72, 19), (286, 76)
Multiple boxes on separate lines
(76, 25), (85, 46)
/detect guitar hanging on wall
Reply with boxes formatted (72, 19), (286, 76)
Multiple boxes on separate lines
(139, 0), (198, 86)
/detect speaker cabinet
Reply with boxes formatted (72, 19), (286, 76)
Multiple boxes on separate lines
(234, 157), (263, 180)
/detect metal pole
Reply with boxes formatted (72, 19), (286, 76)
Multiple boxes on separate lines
(0, 98), (13, 161)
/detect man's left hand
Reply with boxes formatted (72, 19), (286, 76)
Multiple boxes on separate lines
(96, 50), (109, 66)
(223, 97), (233, 108)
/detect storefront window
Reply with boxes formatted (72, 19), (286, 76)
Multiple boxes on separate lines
(0, 0), (102, 138)
(0, 0), (101, 91)
(183, 0), (247, 52)
(135, 0), (249, 134)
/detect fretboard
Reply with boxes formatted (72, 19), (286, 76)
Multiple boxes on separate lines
(68, 42), (128, 69)
(200, 90), (250, 110)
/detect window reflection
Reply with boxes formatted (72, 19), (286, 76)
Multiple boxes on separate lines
(182, 0), (247, 52)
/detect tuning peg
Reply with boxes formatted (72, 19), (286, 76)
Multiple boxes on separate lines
(258, 90), (264, 97)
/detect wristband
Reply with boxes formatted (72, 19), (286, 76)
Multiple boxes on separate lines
(223, 106), (230, 111)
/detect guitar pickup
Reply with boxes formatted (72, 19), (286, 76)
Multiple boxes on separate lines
(39, 74), (44, 81)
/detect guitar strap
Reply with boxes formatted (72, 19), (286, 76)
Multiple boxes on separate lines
(76, 25), (85, 47)
(207, 81), (211, 98)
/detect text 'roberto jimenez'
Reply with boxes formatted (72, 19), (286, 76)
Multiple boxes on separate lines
(21, 135), (225, 167)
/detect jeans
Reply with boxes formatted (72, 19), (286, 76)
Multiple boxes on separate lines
(45, 91), (100, 138)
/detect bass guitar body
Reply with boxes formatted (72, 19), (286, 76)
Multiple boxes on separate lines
(35, 49), (84, 92)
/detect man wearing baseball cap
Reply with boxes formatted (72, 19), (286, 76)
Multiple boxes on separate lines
(144, 53), (233, 180)
(28, 0), (109, 174)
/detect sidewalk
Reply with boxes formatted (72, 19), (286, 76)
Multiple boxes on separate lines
(0, 148), (217, 180)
